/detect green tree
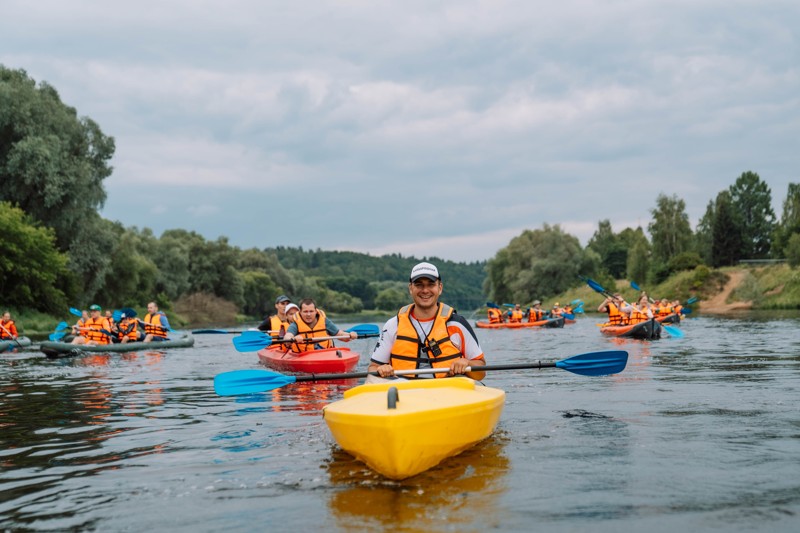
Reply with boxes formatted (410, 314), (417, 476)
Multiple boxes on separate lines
(785, 233), (800, 268)
(0, 202), (69, 312)
(729, 171), (775, 258)
(0, 66), (115, 252)
(711, 190), (744, 267)
(485, 224), (593, 304)
(626, 235), (650, 285)
(648, 193), (693, 265)
(693, 200), (715, 265)
(587, 220), (628, 278)
(774, 183), (800, 257)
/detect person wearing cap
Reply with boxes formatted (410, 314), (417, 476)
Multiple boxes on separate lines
(118, 309), (143, 343)
(281, 298), (356, 352)
(528, 301), (545, 322)
(598, 293), (626, 326)
(368, 262), (486, 381)
(284, 303), (299, 321)
(143, 301), (171, 342)
(257, 295), (293, 339)
(550, 302), (564, 318)
(71, 304), (113, 345)
(486, 303), (504, 324)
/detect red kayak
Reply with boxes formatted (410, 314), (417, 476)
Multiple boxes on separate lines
(257, 346), (360, 373)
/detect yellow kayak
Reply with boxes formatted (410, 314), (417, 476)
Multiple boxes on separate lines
(323, 377), (505, 480)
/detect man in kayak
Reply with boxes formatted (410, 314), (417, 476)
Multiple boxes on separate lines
(142, 302), (171, 342)
(257, 294), (293, 339)
(486, 304), (504, 324)
(598, 293), (626, 326)
(71, 304), (113, 345)
(368, 262), (486, 381)
(0, 311), (19, 340)
(507, 303), (524, 323)
(281, 298), (357, 351)
(528, 300), (545, 322)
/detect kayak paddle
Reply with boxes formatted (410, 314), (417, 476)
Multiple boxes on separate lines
(232, 324), (380, 352)
(69, 307), (83, 317)
(214, 350), (629, 396)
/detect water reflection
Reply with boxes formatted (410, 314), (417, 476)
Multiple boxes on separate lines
(326, 434), (510, 531)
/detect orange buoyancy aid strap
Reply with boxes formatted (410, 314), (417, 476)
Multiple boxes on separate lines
(389, 304), (463, 378)
(269, 315), (289, 340)
(487, 308), (503, 323)
(606, 302), (624, 325)
(84, 317), (112, 344)
(529, 309), (543, 321)
(144, 313), (168, 337)
(119, 318), (139, 341)
(290, 308), (332, 352)
(0, 320), (16, 338)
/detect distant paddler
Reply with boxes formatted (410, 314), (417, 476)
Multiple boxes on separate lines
(71, 304), (113, 345)
(281, 298), (356, 351)
(143, 301), (171, 342)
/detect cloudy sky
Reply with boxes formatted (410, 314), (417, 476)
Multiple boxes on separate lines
(2, 1), (798, 262)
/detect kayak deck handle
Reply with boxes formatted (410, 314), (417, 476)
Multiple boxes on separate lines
(387, 386), (399, 409)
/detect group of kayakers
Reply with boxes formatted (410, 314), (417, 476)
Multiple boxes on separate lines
(257, 294), (356, 353)
(488, 301), (574, 324)
(598, 293), (683, 326)
(255, 263), (487, 382)
(70, 302), (171, 346)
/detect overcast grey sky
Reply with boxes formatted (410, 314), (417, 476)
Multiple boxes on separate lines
(2, 1), (798, 262)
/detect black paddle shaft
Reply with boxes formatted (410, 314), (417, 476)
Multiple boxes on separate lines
(291, 361), (559, 383)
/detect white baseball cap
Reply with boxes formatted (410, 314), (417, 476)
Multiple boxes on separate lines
(410, 262), (440, 282)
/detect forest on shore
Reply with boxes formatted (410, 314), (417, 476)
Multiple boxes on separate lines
(3, 65), (800, 333)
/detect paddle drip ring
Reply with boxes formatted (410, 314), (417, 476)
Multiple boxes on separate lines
(387, 386), (399, 409)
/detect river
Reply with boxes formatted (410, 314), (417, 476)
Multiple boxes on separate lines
(2, 312), (799, 532)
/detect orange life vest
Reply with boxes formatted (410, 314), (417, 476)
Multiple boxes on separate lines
(528, 308), (544, 321)
(629, 307), (649, 324)
(118, 317), (139, 341)
(144, 312), (168, 338)
(0, 319), (17, 339)
(290, 308), (333, 352)
(83, 316), (112, 344)
(508, 309), (524, 323)
(487, 308), (504, 323)
(389, 303), (462, 379)
(268, 315), (290, 340)
(606, 302), (624, 325)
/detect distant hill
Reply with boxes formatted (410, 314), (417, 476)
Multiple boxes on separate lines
(267, 247), (487, 311)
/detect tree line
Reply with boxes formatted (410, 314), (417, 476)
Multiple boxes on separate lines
(3, 65), (800, 319)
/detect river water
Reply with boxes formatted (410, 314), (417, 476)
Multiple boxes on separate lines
(2, 313), (799, 532)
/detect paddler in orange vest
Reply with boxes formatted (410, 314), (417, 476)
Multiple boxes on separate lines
(627, 294), (654, 324)
(486, 304), (504, 324)
(71, 304), (113, 345)
(281, 298), (356, 352)
(368, 262), (486, 381)
(507, 303), (524, 323)
(257, 294), (293, 339)
(550, 302), (564, 317)
(118, 309), (143, 343)
(598, 293), (626, 326)
(528, 300), (545, 322)
(0, 311), (19, 340)
(143, 301), (171, 342)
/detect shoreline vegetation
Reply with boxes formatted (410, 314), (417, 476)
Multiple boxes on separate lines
(11, 263), (800, 338)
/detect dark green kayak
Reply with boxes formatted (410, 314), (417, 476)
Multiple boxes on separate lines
(0, 336), (32, 352)
(39, 333), (195, 359)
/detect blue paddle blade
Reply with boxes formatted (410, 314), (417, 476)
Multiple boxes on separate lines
(563, 313), (575, 320)
(630, 281), (642, 291)
(573, 304), (585, 313)
(686, 297), (698, 305)
(486, 302), (499, 308)
(663, 325), (685, 338)
(214, 369), (297, 396)
(555, 350), (628, 376)
(346, 324), (379, 336)
(69, 307), (82, 317)
(681, 308), (692, 315)
(112, 310), (122, 322)
(49, 331), (67, 341)
(586, 278), (607, 295)
(55, 321), (68, 331)
(232, 331), (272, 352)
(570, 299), (583, 306)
